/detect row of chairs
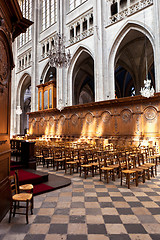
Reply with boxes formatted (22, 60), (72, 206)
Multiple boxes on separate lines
(35, 145), (159, 188)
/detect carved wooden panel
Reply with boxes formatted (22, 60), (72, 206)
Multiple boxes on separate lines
(28, 93), (160, 143)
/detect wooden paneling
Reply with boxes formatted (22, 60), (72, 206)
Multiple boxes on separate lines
(28, 93), (160, 145)
(0, 177), (12, 222)
(0, 0), (32, 222)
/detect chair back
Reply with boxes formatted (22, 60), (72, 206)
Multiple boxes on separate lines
(9, 175), (18, 196)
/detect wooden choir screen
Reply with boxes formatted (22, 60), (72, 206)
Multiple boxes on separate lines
(37, 80), (56, 111)
(28, 93), (160, 146)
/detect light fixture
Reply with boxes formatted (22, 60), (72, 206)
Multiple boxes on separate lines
(48, 33), (71, 68)
(16, 106), (22, 115)
(47, 0), (71, 68)
(140, 79), (154, 98)
(141, 11), (154, 98)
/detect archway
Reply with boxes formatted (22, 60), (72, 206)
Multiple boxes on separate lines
(72, 51), (94, 105)
(114, 29), (155, 98)
(18, 74), (31, 135)
(44, 67), (56, 83)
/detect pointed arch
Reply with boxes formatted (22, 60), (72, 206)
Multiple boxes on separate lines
(108, 20), (155, 99)
(67, 45), (94, 106)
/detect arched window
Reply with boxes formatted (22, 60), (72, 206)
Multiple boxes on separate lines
(42, 0), (57, 31)
(19, 0), (32, 47)
(111, 2), (118, 16)
(69, 0), (86, 11)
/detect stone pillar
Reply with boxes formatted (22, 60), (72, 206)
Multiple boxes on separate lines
(93, 0), (104, 101)
(10, 40), (17, 137)
(153, 0), (160, 92)
(31, 0), (38, 112)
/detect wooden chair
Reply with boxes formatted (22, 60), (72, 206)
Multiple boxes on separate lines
(137, 153), (151, 180)
(129, 155), (145, 184)
(119, 157), (138, 189)
(14, 170), (34, 209)
(79, 151), (92, 179)
(98, 155), (115, 183)
(9, 174), (33, 224)
(42, 148), (53, 168)
(64, 149), (77, 175)
(53, 149), (65, 171)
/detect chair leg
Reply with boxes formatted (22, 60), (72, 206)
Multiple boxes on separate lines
(136, 172), (138, 187)
(100, 169), (102, 181)
(143, 170), (145, 183)
(13, 202), (16, 217)
(31, 196), (33, 215)
(9, 204), (12, 223)
(127, 173), (130, 189)
(26, 200), (29, 224)
(106, 171), (109, 184)
(121, 171), (123, 186)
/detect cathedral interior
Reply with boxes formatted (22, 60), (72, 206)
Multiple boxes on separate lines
(1, 0), (160, 239)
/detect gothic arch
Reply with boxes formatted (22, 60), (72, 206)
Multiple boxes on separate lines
(16, 73), (31, 134)
(67, 45), (94, 106)
(108, 21), (155, 99)
(68, 46), (94, 105)
(40, 62), (56, 83)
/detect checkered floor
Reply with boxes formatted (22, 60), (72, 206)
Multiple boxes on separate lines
(1, 165), (160, 240)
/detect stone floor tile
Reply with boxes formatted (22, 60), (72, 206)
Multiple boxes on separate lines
(51, 215), (69, 224)
(86, 208), (102, 215)
(113, 201), (130, 208)
(129, 234), (152, 240)
(87, 224), (107, 234)
(2, 234), (26, 240)
(68, 223), (87, 234)
(86, 215), (104, 224)
(69, 215), (85, 223)
(101, 208), (119, 215)
(143, 224), (160, 234)
(88, 234), (109, 240)
(131, 207), (151, 215)
(85, 202), (100, 208)
(67, 234), (87, 240)
(124, 224), (147, 234)
(109, 234), (131, 240)
(105, 224), (127, 234)
(103, 215), (122, 224)
(120, 215), (140, 224)
(37, 208), (55, 216)
(45, 234), (66, 240)
(33, 216), (51, 223)
(138, 215), (158, 223)
(48, 224), (68, 234)
(24, 234), (46, 240)
(29, 224), (50, 234)
(70, 208), (86, 215)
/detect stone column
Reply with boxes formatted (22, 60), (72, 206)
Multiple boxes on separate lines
(153, 0), (160, 92)
(10, 40), (17, 137)
(31, 0), (39, 112)
(93, 0), (104, 101)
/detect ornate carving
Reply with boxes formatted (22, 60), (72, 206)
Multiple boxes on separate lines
(71, 114), (79, 126)
(101, 111), (111, 124)
(31, 118), (36, 127)
(0, 34), (9, 93)
(59, 115), (65, 125)
(121, 109), (132, 122)
(109, 0), (153, 25)
(40, 118), (45, 127)
(49, 117), (54, 126)
(85, 112), (94, 124)
(144, 107), (157, 121)
(0, 140), (7, 145)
